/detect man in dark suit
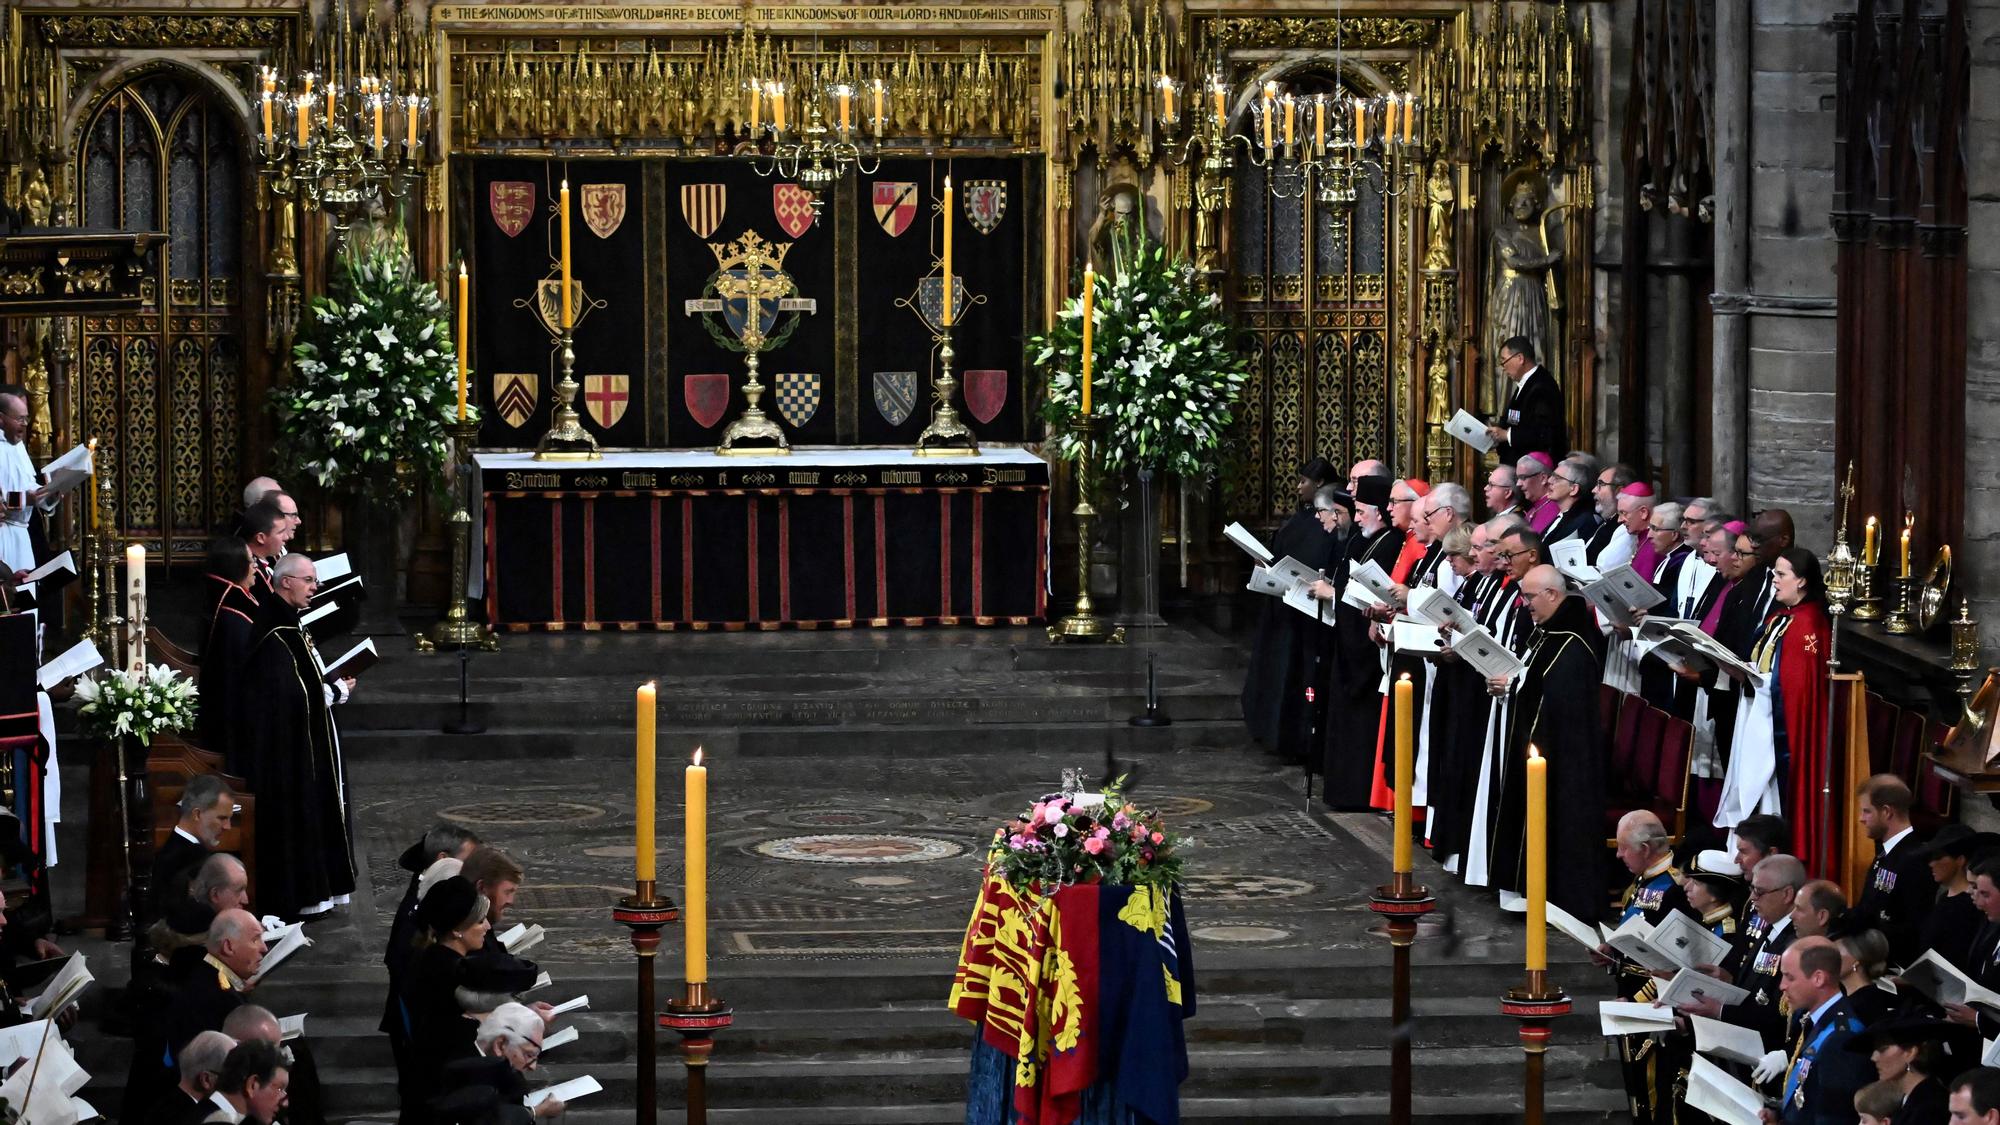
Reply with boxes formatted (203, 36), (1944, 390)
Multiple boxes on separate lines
(1485, 335), (1567, 466)
(149, 1030), (234, 1125)
(1768, 937), (1871, 1125)
(1850, 773), (1936, 967)
(150, 774), (236, 924)
(1677, 853), (1806, 1051)
(1541, 458), (1600, 547)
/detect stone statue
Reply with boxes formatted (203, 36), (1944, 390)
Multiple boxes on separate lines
(1486, 167), (1562, 376)
(20, 166), (51, 228)
(1422, 163), (1454, 271)
(1087, 166), (1149, 277)
(1192, 163), (1228, 274)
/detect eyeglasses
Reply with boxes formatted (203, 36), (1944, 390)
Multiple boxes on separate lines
(1750, 884), (1786, 897)
(1554, 474), (1580, 486)
(1493, 550), (1518, 561)
(1731, 547), (1758, 559)
(1389, 497), (1415, 506)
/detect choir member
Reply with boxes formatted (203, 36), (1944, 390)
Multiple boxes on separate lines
(1584, 463), (1639, 567)
(1240, 458), (1338, 761)
(0, 387), (56, 578)
(1311, 475), (1402, 809)
(1517, 453), (1559, 533)
(198, 536), (261, 763)
(1458, 518), (1534, 894)
(1541, 458), (1599, 546)
(1483, 463), (1520, 520)
(238, 499), (289, 597)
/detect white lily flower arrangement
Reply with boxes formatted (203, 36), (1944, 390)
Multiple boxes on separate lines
(73, 663), (198, 746)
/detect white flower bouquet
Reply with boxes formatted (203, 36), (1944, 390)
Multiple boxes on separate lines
(278, 226), (463, 500)
(1032, 232), (1251, 477)
(73, 663), (198, 746)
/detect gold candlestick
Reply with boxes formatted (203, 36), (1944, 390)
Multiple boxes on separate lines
(1885, 575), (1917, 636)
(1047, 413), (1123, 644)
(1851, 562), (1882, 622)
(717, 348), (789, 455)
(914, 318), (979, 455)
(417, 419), (499, 653)
(534, 328), (601, 460)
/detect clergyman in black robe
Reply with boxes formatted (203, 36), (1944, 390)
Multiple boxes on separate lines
(196, 536), (261, 768)
(1488, 566), (1609, 922)
(1427, 554), (1506, 866)
(1314, 477), (1403, 809)
(1239, 458), (1337, 763)
(237, 554), (356, 920)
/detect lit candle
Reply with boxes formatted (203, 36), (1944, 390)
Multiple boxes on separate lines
(1393, 673), (1413, 874)
(1526, 744), (1547, 972)
(772, 82), (787, 133)
(1383, 94), (1398, 146)
(1403, 96), (1416, 144)
(262, 92), (274, 146)
(748, 81), (761, 136)
(296, 94), (311, 148)
(871, 78), (885, 134)
(325, 81), (336, 130)
(372, 81), (385, 151)
(1260, 81), (1276, 155)
(1352, 96), (1366, 151)
(941, 176), (955, 328)
(636, 682), (657, 884)
(456, 264), (469, 421)
(1901, 524), (1912, 578)
(85, 438), (98, 534)
(838, 85), (852, 135)
(1281, 94), (1295, 153)
(1211, 79), (1226, 130)
(685, 748), (708, 984)
(559, 180), (573, 330)
(1863, 516), (1879, 567)
(1159, 76), (1175, 123)
(125, 543), (147, 670)
(1314, 93), (1326, 156)
(1080, 261), (1095, 415)
(406, 95), (419, 150)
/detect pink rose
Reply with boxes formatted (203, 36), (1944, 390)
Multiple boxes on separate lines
(1112, 813), (1131, 831)
(1150, 831), (1165, 845)
(1130, 826), (1146, 841)
(1093, 826), (1111, 841)
(1083, 837), (1106, 855)
(1043, 804), (1066, 826)
(1053, 822), (1069, 838)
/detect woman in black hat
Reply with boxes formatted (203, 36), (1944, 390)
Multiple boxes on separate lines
(397, 875), (492, 1123)
(1917, 825), (2000, 973)
(1843, 1011), (1981, 1125)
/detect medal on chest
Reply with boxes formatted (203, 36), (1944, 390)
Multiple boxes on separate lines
(1872, 866), (1897, 893)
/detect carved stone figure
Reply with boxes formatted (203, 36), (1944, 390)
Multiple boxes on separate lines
(1486, 166), (1561, 377)
(1422, 162), (1454, 271)
(1087, 164), (1150, 277)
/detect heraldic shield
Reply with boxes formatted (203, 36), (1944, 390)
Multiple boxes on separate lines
(582, 375), (629, 429)
(773, 183), (815, 238)
(964, 370), (1008, 425)
(685, 374), (731, 430)
(963, 179), (1007, 234)
(872, 182), (917, 237)
(772, 372), (821, 429)
(681, 183), (726, 239)
(873, 371), (917, 426)
(490, 182), (535, 237)
(493, 373), (538, 429)
(582, 184), (626, 238)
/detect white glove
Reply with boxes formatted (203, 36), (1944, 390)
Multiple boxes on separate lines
(1751, 1049), (1787, 1085)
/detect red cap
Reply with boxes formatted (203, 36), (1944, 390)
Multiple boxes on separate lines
(1401, 479), (1432, 498)
(1619, 482), (1656, 498)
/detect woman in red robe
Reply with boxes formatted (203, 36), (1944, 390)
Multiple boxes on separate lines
(1719, 547), (1831, 869)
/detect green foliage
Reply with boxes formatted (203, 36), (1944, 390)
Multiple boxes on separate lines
(73, 663), (198, 746)
(1031, 231), (1251, 477)
(279, 228), (465, 501)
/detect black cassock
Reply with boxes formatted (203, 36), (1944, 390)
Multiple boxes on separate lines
(238, 601), (355, 919)
(1426, 570), (1505, 863)
(1317, 526), (1405, 809)
(1239, 504), (1336, 762)
(196, 578), (261, 771)
(1486, 594), (1609, 921)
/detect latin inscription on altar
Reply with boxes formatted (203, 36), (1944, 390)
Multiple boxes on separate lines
(789, 472), (821, 485)
(505, 472), (562, 489)
(623, 472), (658, 488)
(882, 470), (921, 484)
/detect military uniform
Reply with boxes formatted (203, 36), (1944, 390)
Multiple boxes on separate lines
(1719, 916), (1796, 1051)
(1615, 855), (1696, 1125)
(1777, 993), (1870, 1125)
(1849, 826), (1936, 969)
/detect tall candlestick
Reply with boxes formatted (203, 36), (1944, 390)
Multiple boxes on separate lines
(941, 176), (955, 327)
(1864, 516), (1879, 568)
(559, 181), (573, 330)
(1526, 744), (1548, 971)
(685, 749), (708, 984)
(1079, 262), (1095, 415)
(85, 439), (99, 534)
(1393, 673), (1414, 873)
(1260, 82), (1276, 156)
(636, 682), (657, 883)
(125, 543), (146, 670)
(456, 264), (469, 421)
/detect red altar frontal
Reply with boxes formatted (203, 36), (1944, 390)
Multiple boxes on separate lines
(476, 448), (1049, 630)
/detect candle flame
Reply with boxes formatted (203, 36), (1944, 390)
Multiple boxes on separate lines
(693, 747), (704, 766)
(1398, 672), (1412, 683)
(1528, 742), (1542, 760)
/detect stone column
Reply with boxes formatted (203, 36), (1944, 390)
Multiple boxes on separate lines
(1966, 0), (2000, 660)
(1710, 0), (1751, 512)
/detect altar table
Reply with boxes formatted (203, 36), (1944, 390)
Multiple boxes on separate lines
(477, 447), (1048, 630)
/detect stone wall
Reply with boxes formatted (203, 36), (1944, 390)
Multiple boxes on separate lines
(1738, 2), (1838, 550)
(1966, 0), (2000, 661)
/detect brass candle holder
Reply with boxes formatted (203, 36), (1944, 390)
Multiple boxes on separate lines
(915, 317), (979, 455)
(717, 347), (789, 455)
(1953, 598), (1982, 708)
(534, 327), (601, 460)
(613, 882), (679, 1125)
(1885, 574), (1917, 635)
(95, 476), (123, 661)
(1047, 412), (1123, 644)
(417, 419), (498, 653)
(1850, 561), (1882, 622)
